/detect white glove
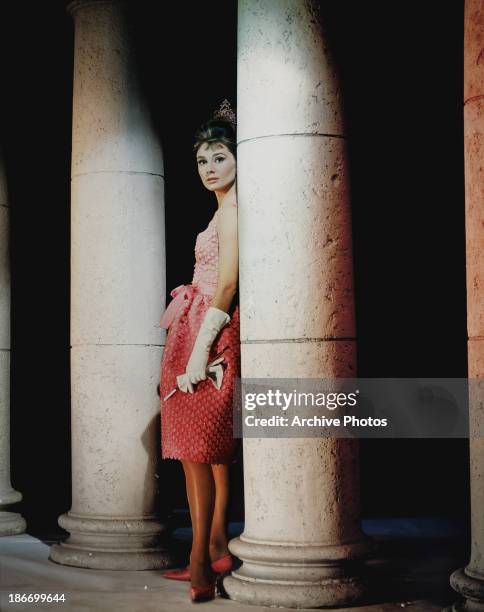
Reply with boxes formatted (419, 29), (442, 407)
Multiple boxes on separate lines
(184, 307), (231, 392)
(175, 356), (225, 395)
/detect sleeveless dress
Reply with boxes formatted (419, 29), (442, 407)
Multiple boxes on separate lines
(159, 206), (240, 464)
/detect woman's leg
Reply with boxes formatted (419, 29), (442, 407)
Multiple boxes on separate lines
(181, 459), (216, 586)
(209, 464), (231, 561)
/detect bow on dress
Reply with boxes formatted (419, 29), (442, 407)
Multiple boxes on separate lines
(159, 284), (198, 330)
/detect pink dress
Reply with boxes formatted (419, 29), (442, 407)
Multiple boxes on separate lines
(159, 206), (240, 464)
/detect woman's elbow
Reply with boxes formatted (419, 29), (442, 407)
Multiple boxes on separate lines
(219, 280), (238, 296)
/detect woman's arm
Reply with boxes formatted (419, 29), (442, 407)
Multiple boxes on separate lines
(211, 205), (238, 313)
(182, 204), (237, 388)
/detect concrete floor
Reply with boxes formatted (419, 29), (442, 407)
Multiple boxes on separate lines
(0, 519), (466, 611)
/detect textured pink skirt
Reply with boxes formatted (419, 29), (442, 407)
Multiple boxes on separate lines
(159, 284), (240, 464)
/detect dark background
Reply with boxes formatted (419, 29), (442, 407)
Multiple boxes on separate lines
(1, 0), (468, 537)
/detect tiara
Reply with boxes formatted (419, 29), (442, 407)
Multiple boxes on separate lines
(213, 99), (236, 127)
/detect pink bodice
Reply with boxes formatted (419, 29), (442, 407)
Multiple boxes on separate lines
(159, 210), (219, 330)
(192, 210), (219, 293)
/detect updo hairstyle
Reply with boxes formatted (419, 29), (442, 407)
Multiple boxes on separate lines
(193, 118), (236, 158)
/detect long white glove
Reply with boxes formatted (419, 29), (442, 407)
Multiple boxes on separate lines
(184, 306), (231, 393)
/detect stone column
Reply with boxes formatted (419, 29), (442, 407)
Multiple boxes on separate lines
(449, 0), (484, 609)
(49, 0), (171, 570)
(0, 152), (26, 536)
(224, 0), (371, 607)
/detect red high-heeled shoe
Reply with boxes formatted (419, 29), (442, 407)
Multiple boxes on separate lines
(211, 553), (233, 574)
(190, 581), (216, 603)
(163, 554), (233, 581)
(162, 566), (190, 581)
(189, 562), (218, 603)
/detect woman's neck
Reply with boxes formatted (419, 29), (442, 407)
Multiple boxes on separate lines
(214, 181), (236, 209)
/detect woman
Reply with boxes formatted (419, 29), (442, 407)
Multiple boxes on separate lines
(158, 101), (240, 603)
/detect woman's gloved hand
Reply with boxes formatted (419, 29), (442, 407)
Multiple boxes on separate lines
(184, 306), (231, 392)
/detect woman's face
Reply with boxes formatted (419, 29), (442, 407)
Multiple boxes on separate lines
(196, 142), (236, 193)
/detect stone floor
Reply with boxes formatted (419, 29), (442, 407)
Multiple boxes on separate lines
(0, 518), (467, 611)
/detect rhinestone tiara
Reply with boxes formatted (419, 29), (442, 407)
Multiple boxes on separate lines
(213, 99), (236, 127)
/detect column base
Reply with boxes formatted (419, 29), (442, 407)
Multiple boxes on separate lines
(49, 512), (176, 570)
(223, 535), (372, 608)
(0, 488), (27, 535)
(0, 509), (26, 536)
(443, 604), (484, 612)
(446, 568), (484, 612)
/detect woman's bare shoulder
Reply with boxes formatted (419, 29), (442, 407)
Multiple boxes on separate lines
(217, 204), (237, 220)
(217, 202), (238, 235)
(218, 196), (238, 216)
(218, 206), (237, 218)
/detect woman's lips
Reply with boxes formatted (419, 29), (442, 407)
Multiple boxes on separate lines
(207, 177), (218, 182)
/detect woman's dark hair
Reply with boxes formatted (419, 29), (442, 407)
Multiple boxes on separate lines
(193, 118), (236, 158)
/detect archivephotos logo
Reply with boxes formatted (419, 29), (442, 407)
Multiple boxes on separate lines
(232, 378), (484, 438)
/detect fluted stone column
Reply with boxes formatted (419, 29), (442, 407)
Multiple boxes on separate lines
(49, 0), (170, 570)
(449, 0), (484, 609)
(0, 152), (26, 536)
(224, 1), (371, 607)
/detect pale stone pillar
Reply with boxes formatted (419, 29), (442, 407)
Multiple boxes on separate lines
(0, 152), (26, 536)
(224, 0), (371, 607)
(49, 0), (171, 570)
(449, 0), (484, 609)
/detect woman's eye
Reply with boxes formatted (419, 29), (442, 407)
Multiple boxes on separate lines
(197, 160), (206, 165)
(215, 157), (225, 163)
